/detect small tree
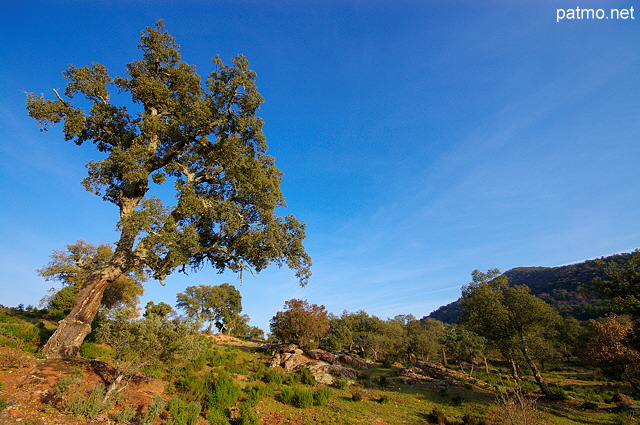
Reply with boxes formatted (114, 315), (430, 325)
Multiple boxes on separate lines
(584, 314), (640, 393)
(441, 325), (486, 377)
(461, 269), (561, 399)
(176, 283), (242, 333)
(38, 240), (145, 311)
(143, 301), (173, 318)
(96, 309), (206, 401)
(270, 299), (329, 350)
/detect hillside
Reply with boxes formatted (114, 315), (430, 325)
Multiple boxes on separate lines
(426, 252), (634, 324)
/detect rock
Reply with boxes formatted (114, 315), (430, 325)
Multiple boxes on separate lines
(337, 353), (368, 369)
(306, 350), (340, 365)
(616, 403), (640, 412)
(611, 393), (633, 404)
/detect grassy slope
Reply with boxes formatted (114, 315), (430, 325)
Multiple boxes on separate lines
(0, 308), (638, 425)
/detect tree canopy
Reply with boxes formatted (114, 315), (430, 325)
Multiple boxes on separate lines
(460, 269), (561, 399)
(38, 240), (145, 311)
(270, 299), (329, 350)
(176, 283), (242, 333)
(27, 20), (311, 357)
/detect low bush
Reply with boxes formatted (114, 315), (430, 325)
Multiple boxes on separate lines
(461, 412), (488, 425)
(205, 408), (230, 425)
(351, 391), (364, 402)
(112, 405), (136, 423)
(427, 407), (447, 424)
(245, 383), (274, 406)
(167, 397), (201, 425)
(333, 377), (349, 389)
(313, 388), (331, 406)
(139, 395), (166, 425)
(65, 384), (113, 420)
(206, 371), (242, 412)
(237, 401), (260, 425)
(261, 368), (285, 385)
(294, 388), (314, 408)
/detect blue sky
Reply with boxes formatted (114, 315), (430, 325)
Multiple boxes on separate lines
(2, 1), (640, 332)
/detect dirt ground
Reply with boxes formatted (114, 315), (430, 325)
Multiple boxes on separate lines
(0, 346), (166, 424)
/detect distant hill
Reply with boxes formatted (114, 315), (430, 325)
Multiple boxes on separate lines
(425, 252), (635, 324)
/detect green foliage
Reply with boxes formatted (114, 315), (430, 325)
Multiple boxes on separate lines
(278, 386), (296, 405)
(206, 371), (242, 412)
(144, 301), (173, 318)
(462, 413), (488, 425)
(0, 318), (44, 353)
(313, 388), (331, 406)
(261, 367), (285, 385)
(26, 20), (311, 289)
(167, 397), (202, 425)
(204, 345), (252, 374)
(140, 395), (166, 425)
(245, 383), (274, 406)
(176, 284), (242, 334)
(237, 401), (260, 425)
(427, 407), (448, 424)
(277, 385), (318, 408)
(296, 367), (317, 386)
(270, 299), (329, 350)
(205, 408), (231, 425)
(333, 377), (349, 389)
(38, 240), (145, 310)
(97, 313), (206, 374)
(351, 391), (364, 402)
(65, 384), (113, 419)
(294, 387), (314, 408)
(593, 250), (640, 321)
(112, 405), (136, 423)
(440, 325), (486, 376)
(80, 341), (114, 359)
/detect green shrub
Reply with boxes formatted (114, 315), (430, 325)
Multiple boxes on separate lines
(205, 408), (230, 425)
(65, 384), (113, 419)
(377, 395), (389, 404)
(451, 394), (468, 405)
(461, 412), (487, 425)
(550, 385), (569, 401)
(113, 405), (136, 423)
(173, 370), (208, 401)
(206, 371), (242, 412)
(294, 388), (314, 408)
(140, 395), (166, 425)
(297, 367), (317, 386)
(0, 397), (8, 411)
(333, 377), (349, 389)
(313, 388), (331, 406)
(236, 402), (260, 425)
(351, 391), (363, 402)
(581, 401), (599, 410)
(167, 397), (201, 425)
(375, 375), (389, 387)
(427, 407), (448, 424)
(278, 386), (296, 404)
(261, 368), (285, 385)
(245, 383), (274, 406)
(0, 322), (41, 352)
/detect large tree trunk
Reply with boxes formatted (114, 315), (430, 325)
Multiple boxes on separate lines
(520, 336), (557, 400)
(42, 264), (123, 357)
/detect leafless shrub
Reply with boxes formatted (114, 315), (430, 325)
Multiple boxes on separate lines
(489, 388), (547, 425)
